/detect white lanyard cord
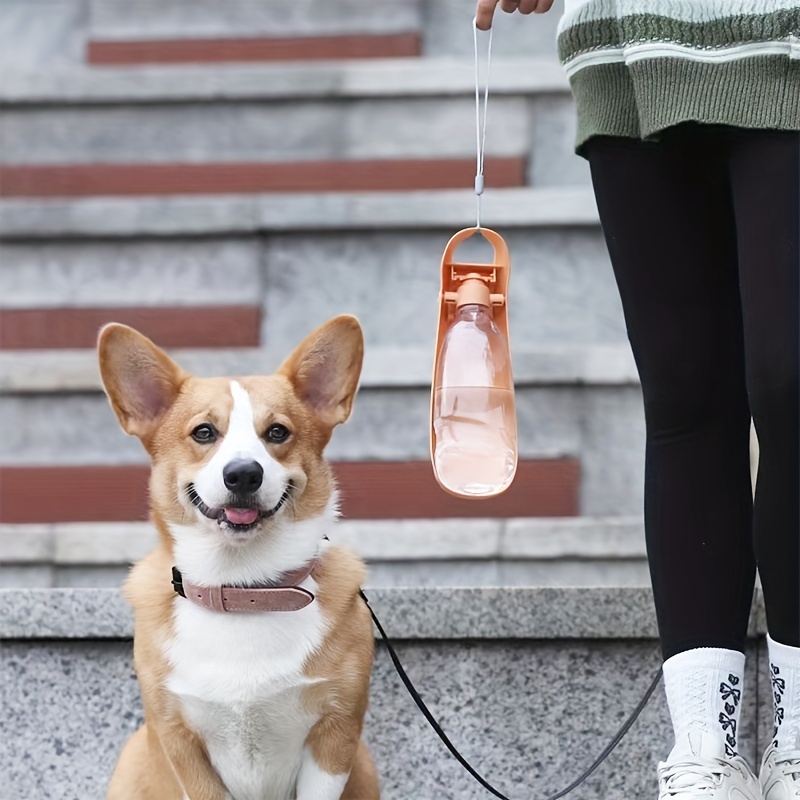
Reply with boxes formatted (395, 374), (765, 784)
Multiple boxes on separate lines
(473, 17), (493, 229)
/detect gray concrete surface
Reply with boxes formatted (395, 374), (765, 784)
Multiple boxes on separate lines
(0, 586), (774, 800)
(1, 517), (650, 589)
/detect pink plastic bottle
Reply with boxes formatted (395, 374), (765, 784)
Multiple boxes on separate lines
(431, 229), (517, 498)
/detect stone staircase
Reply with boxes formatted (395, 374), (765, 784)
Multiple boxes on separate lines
(0, 0), (641, 536)
(0, 0), (645, 567)
(0, 2), (713, 797)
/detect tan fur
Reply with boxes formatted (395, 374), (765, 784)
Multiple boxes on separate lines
(100, 317), (379, 800)
(303, 548), (377, 786)
(108, 533), (239, 800)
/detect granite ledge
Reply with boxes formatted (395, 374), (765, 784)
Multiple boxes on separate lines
(0, 586), (767, 641)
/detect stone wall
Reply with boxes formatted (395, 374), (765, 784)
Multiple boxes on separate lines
(0, 587), (774, 800)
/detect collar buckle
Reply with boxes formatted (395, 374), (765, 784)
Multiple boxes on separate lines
(171, 566), (186, 598)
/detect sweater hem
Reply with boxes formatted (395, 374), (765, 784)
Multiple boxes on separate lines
(570, 56), (800, 155)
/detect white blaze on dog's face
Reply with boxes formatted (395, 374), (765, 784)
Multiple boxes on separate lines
(185, 379), (295, 540)
(152, 373), (322, 543)
(98, 316), (363, 543)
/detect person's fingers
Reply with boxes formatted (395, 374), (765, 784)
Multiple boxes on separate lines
(476, 0), (552, 29)
(517, 0), (539, 13)
(475, 0), (501, 30)
(500, 0), (523, 15)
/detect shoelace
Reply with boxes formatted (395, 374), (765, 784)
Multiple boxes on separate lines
(775, 750), (800, 783)
(658, 757), (733, 796)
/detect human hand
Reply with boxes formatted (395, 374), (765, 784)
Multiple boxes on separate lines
(475, 0), (556, 31)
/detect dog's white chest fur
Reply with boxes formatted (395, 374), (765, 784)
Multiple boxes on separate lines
(166, 587), (327, 800)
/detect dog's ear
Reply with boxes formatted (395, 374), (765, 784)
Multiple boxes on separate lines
(98, 323), (186, 439)
(278, 315), (364, 427)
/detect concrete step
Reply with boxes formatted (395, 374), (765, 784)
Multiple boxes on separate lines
(0, 189), (621, 353)
(0, 58), (589, 193)
(0, 585), (774, 799)
(0, 185), (599, 235)
(0, 184), (643, 517)
(0, 344), (644, 518)
(0, 0), (564, 69)
(0, 517), (650, 588)
(88, 0), (423, 45)
(0, 343), (639, 392)
(0, 57), (568, 104)
(86, 0), (564, 61)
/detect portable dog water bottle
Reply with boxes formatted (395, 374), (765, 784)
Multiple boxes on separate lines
(431, 227), (517, 498)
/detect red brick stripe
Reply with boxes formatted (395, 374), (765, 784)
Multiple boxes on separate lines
(0, 159), (526, 198)
(335, 460), (579, 519)
(0, 461), (579, 523)
(87, 34), (421, 65)
(0, 307), (261, 350)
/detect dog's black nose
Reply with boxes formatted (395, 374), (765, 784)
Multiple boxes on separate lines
(223, 459), (264, 494)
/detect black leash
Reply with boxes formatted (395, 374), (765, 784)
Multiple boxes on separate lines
(360, 589), (663, 800)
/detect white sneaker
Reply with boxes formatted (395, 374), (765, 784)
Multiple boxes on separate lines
(658, 734), (760, 799)
(760, 741), (800, 798)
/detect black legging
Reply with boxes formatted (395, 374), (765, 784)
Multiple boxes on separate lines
(585, 124), (800, 660)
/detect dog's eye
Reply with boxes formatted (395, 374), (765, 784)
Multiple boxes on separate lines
(265, 423), (291, 444)
(191, 424), (218, 444)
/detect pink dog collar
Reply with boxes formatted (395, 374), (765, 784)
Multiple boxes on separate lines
(171, 562), (316, 612)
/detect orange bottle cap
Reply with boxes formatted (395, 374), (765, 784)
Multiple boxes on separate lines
(455, 277), (491, 308)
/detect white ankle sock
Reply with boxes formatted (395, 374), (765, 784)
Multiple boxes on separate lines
(767, 635), (800, 752)
(662, 647), (746, 760)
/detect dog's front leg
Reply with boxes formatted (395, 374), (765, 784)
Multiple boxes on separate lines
(295, 745), (350, 800)
(166, 752), (231, 800)
(151, 719), (232, 800)
(170, 756), (231, 800)
(296, 713), (364, 800)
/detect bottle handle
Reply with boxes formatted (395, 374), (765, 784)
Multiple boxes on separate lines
(440, 226), (510, 269)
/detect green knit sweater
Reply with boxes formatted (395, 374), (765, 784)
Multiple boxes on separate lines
(556, 0), (800, 151)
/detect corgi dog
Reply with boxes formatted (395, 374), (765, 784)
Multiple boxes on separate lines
(99, 316), (379, 800)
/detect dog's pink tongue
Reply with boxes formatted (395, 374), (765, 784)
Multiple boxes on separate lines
(225, 508), (259, 525)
